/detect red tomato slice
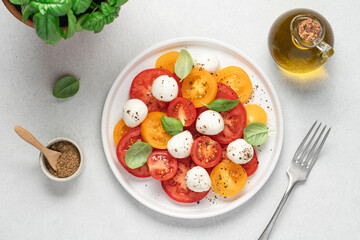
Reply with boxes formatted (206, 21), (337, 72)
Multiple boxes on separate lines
(167, 97), (196, 127)
(172, 74), (182, 97)
(172, 74), (182, 83)
(196, 105), (207, 117)
(241, 149), (259, 177)
(205, 143), (227, 174)
(216, 82), (238, 100)
(221, 144), (228, 161)
(211, 93), (246, 145)
(184, 122), (203, 140)
(161, 157), (209, 203)
(147, 150), (178, 181)
(130, 68), (177, 112)
(116, 127), (150, 178)
(191, 136), (222, 168)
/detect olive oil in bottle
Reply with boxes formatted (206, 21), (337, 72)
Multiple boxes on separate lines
(268, 9), (334, 74)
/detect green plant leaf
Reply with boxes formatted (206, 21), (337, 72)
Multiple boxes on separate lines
(202, 98), (240, 112)
(125, 142), (152, 169)
(115, 0), (127, 7)
(75, 13), (89, 32)
(174, 49), (193, 81)
(81, 12), (105, 32)
(107, 0), (116, 6)
(71, 0), (91, 15)
(94, 25), (104, 33)
(53, 76), (80, 98)
(103, 10), (119, 24)
(161, 116), (183, 136)
(100, 2), (112, 15)
(21, 5), (31, 22)
(243, 122), (269, 146)
(10, 0), (23, 5)
(29, 0), (72, 16)
(63, 10), (76, 39)
(33, 13), (62, 45)
(104, 14), (115, 24)
(100, 2), (120, 25)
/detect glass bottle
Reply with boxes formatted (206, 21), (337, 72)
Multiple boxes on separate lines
(268, 9), (334, 74)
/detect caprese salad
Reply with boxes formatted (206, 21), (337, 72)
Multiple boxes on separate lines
(113, 49), (269, 203)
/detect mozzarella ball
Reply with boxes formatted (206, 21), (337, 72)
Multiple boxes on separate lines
(196, 110), (224, 135)
(194, 55), (220, 74)
(185, 166), (211, 192)
(122, 99), (148, 127)
(227, 139), (254, 164)
(167, 130), (193, 158)
(151, 75), (178, 102)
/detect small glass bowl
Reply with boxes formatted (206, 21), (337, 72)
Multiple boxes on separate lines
(39, 137), (84, 182)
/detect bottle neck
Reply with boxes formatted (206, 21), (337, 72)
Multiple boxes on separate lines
(290, 14), (325, 49)
(290, 14), (334, 59)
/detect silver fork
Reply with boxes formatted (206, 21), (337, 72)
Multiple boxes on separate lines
(258, 121), (331, 240)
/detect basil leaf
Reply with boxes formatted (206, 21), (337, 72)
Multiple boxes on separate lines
(107, 0), (116, 6)
(114, 0), (127, 7)
(94, 25), (105, 34)
(243, 122), (269, 146)
(125, 142), (152, 169)
(75, 13), (89, 32)
(100, 2), (120, 25)
(175, 49), (193, 81)
(103, 9), (119, 24)
(71, 0), (91, 15)
(53, 76), (80, 98)
(202, 98), (240, 112)
(10, 0), (23, 5)
(81, 12), (105, 32)
(104, 14), (115, 24)
(161, 116), (183, 136)
(29, 0), (72, 16)
(63, 10), (76, 39)
(100, 2), (112, 15)
(33, 13), (62, 45)
(21, 5), (31, 22)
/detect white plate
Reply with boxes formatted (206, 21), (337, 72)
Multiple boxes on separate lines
(101, 37), (283, 219)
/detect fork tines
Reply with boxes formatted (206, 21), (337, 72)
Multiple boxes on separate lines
(293, 121), (331, 169)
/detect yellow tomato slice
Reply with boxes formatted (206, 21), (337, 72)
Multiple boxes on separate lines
(141, 112), (172, 149)
(181, 68), (217, 108)
(245, 104), (267, 126)
(215, 66), (253, 103)
(155, 51), (179, 73)
(113, 119), (132, 147)
(210, 160), (247, 197)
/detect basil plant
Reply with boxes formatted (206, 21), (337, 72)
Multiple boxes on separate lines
(10, 0), (128, 45)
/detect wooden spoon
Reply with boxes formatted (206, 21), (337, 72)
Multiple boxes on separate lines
(14, 126), (61, 171)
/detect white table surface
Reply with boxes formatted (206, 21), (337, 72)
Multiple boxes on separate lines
(1, 0), (359, 239)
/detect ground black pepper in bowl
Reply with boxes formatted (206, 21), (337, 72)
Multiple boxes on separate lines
(45, 141), (81, 178)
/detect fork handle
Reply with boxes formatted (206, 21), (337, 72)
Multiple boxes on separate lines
(258, 178), (298, 240)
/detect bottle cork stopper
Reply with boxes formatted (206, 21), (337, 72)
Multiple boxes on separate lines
(298, 19), (320, 42)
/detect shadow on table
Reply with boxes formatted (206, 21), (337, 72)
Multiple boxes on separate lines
(40, 174), (82, 196)
(127, 187), (264, 228)
(273, 56), (337, 92)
